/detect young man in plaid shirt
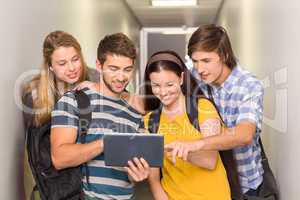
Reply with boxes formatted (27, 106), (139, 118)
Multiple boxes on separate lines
(165, 24), (264, 198)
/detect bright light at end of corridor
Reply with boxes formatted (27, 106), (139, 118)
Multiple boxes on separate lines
(151, 0), (198, 7)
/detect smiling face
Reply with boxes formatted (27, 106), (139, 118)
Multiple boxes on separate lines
(97, 54), (134, 97)
(149, 69), (183, 108)
(191, 51), (232, 86)
(50, 46), (83, 84)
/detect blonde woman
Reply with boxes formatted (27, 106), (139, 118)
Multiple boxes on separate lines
(22, 30), (98, 200)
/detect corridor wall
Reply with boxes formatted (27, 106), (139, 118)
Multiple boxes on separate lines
(0, 0), (140, 199)
(217, 0), (299, 199)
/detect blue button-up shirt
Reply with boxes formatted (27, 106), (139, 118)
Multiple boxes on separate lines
(193, 64), (264, 193)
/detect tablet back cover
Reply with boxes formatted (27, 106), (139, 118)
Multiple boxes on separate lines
(103, 133), (163, 167)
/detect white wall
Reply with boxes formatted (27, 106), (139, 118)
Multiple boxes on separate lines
(0, 0), (140, 199)
(217, 0), (300, 199)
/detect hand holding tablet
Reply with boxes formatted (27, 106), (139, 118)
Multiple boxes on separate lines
(124, 157), (150, 182)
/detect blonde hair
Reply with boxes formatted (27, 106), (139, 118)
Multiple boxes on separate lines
(24, 31), (88, 127)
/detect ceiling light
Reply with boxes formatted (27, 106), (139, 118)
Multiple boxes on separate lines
(151, 0), (198, 7)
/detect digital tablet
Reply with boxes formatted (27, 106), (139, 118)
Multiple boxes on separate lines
(103, 133), (164, 167)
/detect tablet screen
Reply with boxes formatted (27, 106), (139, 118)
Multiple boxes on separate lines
(103, 133), (164, 167)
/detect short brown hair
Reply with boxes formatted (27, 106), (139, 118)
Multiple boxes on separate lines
(188, 24), (237, 69)
(97, 33), (136, 64)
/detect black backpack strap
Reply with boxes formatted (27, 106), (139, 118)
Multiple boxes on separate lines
(148, 106), (163, 179)
(74, 90), (92, 186)
(207, 85), (224, 124)
(207, 84), (213, 100)
(206, 85), (243, 199)
(74, 90), (91, 139)
(258, 138), (279, 198)
(259, 138), (267, 161)
(148, 107), (162, 134)
(185, 96), (200, 131)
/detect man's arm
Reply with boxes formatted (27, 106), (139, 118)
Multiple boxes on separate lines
(197, 80), (263, 151)
(164, 101), (224, 169)
(164, 121), (256, 163)
(164, 141), (218, 170)
(194, 121), (256, 151)
(50, 127), (103, 170)
(165, 118), (221, 169)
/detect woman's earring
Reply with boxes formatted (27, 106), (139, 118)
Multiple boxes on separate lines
(49, 66), (53, 71)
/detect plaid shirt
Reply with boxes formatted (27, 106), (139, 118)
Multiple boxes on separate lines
(193, 64), (264, 193)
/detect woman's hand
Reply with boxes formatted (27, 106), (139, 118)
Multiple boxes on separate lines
(73, 81), (97, 91)
(164, 140), (204, 165)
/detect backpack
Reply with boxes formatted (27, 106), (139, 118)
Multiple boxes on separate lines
(26, 90), (91, 200)
(148, 95), (244, 200)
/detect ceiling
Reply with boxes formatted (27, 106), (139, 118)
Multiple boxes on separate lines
(125, 0), (224, 27)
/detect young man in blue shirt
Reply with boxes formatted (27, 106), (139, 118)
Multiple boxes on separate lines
(51, 33), (150, 200)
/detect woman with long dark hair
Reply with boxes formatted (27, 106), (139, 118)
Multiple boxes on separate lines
(143, 50), (230, 200)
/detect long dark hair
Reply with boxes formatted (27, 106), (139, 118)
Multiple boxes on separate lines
(143, 50), (203, 111)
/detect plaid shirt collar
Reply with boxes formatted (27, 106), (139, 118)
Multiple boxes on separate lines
(210, 64), (241, 94)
